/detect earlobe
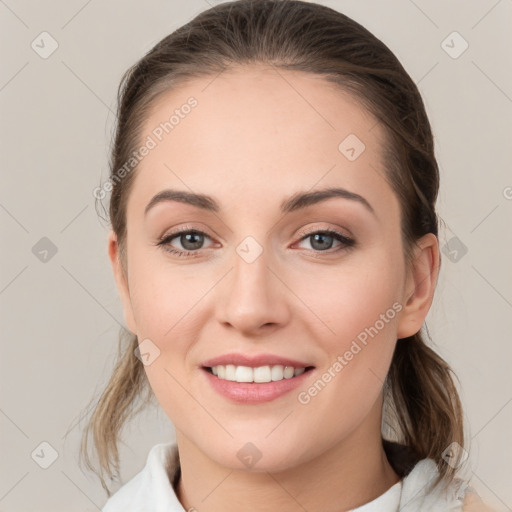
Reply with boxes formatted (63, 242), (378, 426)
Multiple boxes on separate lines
(396, 233), (440, 339)
(107, 230), (137, 334)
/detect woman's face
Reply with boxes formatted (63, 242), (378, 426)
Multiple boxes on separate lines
(109, 65), (430, 471)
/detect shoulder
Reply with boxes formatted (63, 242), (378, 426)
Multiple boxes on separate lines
(396, 456), (493, 511)
(462, 490), (496, 511)
(101, 442), (181, 512)
(383, 441), (495, 511)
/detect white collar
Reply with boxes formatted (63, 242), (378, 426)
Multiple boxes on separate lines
(101, 442), (470, 511)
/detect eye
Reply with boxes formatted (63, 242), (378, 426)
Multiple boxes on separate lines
(295, 228), (355, 253)
(155, 226), (355, 258)
(156, 227), (213, 257)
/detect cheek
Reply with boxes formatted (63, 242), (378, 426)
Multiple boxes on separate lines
(302, 252), (403, 348)
(126, 254), (211, 401)
(127, 262), (198, 418)
(127, 248), (201, 339)
(296, 252), (402, 410)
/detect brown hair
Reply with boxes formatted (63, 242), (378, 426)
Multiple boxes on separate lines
(81, 0), (465, 496)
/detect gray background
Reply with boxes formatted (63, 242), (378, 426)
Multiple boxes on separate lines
(1, 0), (511, 510)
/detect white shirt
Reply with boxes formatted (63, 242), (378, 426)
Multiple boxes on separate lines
(102, 442), (472, 512)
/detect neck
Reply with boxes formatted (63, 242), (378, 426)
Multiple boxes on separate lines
(174, 407), (400, 512)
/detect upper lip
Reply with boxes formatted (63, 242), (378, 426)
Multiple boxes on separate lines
(201, 353), (314, 368)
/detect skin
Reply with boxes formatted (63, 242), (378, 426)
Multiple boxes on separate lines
(108, 64), (440, 511)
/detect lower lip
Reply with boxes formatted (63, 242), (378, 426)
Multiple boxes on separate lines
(202, 367), (314, 404)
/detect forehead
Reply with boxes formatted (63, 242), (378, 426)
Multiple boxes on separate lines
(127, 65), (398, 222)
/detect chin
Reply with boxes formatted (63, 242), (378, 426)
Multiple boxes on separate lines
(200, 435), (312, 473)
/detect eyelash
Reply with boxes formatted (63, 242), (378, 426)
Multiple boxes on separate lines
(156, 225), (356, 258)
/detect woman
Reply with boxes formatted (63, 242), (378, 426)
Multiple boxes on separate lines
(82, 1), (494, 510)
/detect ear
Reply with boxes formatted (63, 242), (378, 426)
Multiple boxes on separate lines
(396, 233), (440, 339)
(107, 230), (137, 334)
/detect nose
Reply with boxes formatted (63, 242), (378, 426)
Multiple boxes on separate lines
(215, 245), (291, 336)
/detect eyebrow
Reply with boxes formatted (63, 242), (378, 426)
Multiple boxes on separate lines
(144, 187), (376, 217)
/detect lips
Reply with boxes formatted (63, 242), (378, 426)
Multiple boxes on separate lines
(202, 362), (315, 403)
(200, 353), (316, 402)
(201, 353), (314, 368)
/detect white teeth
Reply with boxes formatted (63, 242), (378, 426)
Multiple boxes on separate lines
(235, 366), (253, 382)
(254, 365), (271, 383)
(283, 366), (295, 379)
(271, 365), (284, 381)
(225, 364), (236, 381)
(209, 364), (308, 383)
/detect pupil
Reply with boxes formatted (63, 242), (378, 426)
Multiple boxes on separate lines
(311, 233), (333, 251)
(182, 232), (203, 250)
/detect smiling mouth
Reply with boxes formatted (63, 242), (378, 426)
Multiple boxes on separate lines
(203, 364), (315, 383)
